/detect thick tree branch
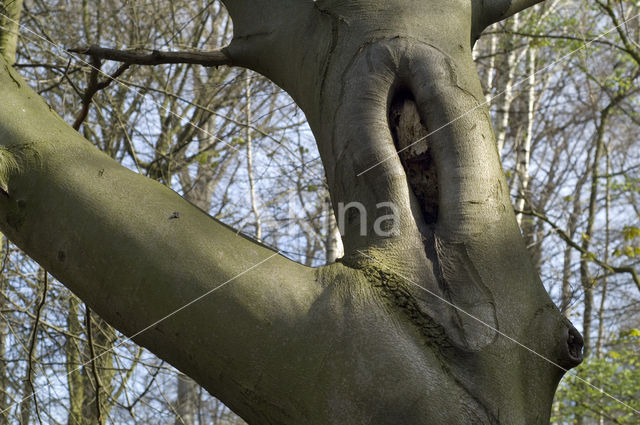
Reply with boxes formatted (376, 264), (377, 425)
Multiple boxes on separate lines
(472, 0), (545, 40)
(68, 45), (232, 67)
(220, 0), (312, 38)
(486, 30), (626, 53)
(0, 56), (321, 424)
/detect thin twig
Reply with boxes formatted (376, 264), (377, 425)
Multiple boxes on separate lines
(85, 308), (103, 424)
(72, 56), (101, 130)
(25, 270), (48, 425)
(0, 236), (9, 276)
(72, 57), (131, 130)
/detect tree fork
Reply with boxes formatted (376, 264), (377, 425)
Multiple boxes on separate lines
(221, 0), (584, 422)
(0, 0), (584, 423)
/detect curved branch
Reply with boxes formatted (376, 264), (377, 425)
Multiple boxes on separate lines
(220, 0), (313, 37)
(68, 45), (233, 67)
(72, 57), (131, 130)
(485, 30), (628, 53)
(519, 209), (640, 294)
(595, 0), (640, 67)
(472, 0), (546, 39)
(0, 56), (321, 424)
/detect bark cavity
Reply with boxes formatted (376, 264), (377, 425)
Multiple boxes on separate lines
(565, 324), (584, 367)
(388, 88), (438, 225)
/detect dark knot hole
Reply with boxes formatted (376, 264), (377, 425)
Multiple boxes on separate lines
(388, 87), (439, 225)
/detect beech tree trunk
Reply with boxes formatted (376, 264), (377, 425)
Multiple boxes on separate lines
(0, 0), (583, 423)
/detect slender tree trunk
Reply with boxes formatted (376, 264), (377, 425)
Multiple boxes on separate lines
(0, 237), (8, 425)
(19, 379), (31, 425)
(515, 47), (536, 226)
(494, 14), (520, 155)
(82, 312), (115, 425)
(66, 297), (85, 425)
(580, 106), (612, 359)
(0, 0), (23, 65)
(482, 32), (498, 105)
(325, 197), (343, 264)
(21, 269), (46, 425)
(560, 151), (591, 319)
(561, 199), (581, 318)
(595, 149), (611, 359)
(175, 374), (198, 425)
(245, 70), (261, 241)
(593, 149), (610, 425)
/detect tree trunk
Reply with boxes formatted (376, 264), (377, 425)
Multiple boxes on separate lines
(561, 196), (582, 318)
(493, 14), (520, 156)
(325, 197), (343, 264)
(0, 1), (582, 423)
(580, 105), (612, 359)
(0, 0), (23, 65)
(0, 238), (8, 425)
(175, 374), (198, 425)
(245, 70), (261, 241)
(514, 47), (536, 226)
(66, 297), (85, 425)
(595, 150), (610, 359)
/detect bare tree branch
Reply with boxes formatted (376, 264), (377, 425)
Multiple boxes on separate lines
(519, 209), (640, 294)
(73, 57), (130, 130)
(85, 308), (103, 424)
(68, 45), (232, 67)
(24, 269), (48, 425)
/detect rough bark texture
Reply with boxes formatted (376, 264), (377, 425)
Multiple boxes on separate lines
(0, 1), (582, 424)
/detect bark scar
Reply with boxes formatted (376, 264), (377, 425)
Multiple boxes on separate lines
(4, 65), (21, 88)
(433, 237), (498, 351)
(360, 265), (452, 349)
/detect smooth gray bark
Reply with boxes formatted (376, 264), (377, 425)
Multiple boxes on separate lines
(472, 0), (546, 40)
(0, 1), (583, 423)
